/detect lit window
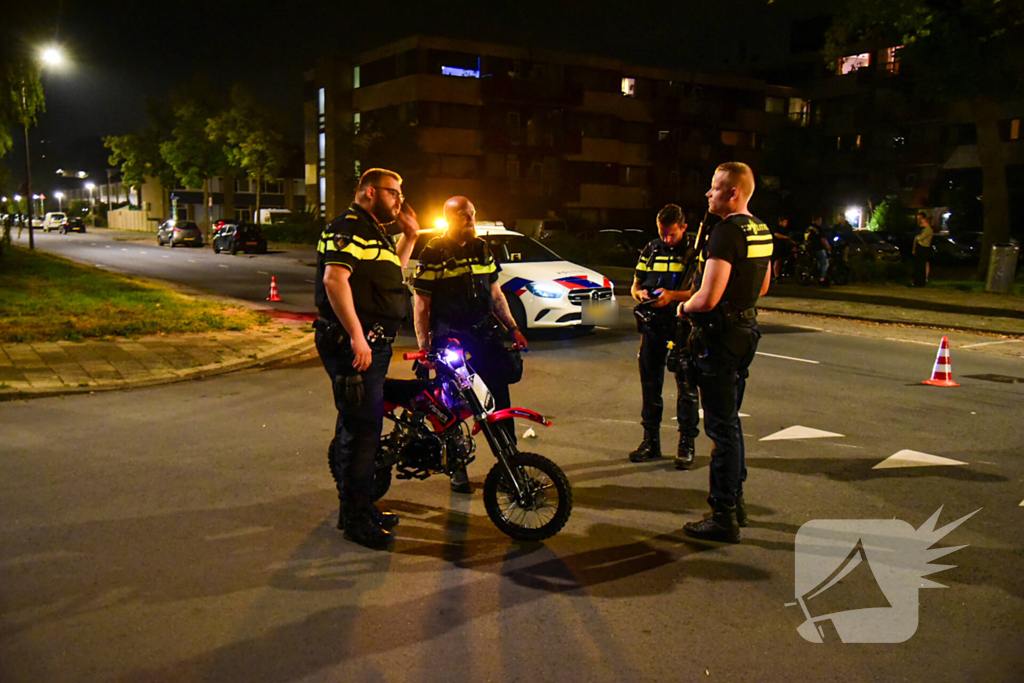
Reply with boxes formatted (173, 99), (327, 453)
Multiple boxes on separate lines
(658, 130), (670, 141)
(353, 112), (360, 133)
(856, 134), (862, 148)
(318, 177), (326, 217)
(788, 98), (810, 126)
(765, 97), (786, 114)
(1011, 119), (1020, 141)
(319, 132), (325, 162)
(318, 87), (325, 117)
(838, 53), (871, 75)
(880, 46), (902, 75)
(441, 65), (480, 78)
(353, 65), (360, 89)
(721, 131), (744, 147)
(621, 77), (635, 97)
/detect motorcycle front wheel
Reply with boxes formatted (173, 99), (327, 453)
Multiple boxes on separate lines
(796, 264), (815, 286)
(831, 261), (853, 286)
(483, 452), (572, 542)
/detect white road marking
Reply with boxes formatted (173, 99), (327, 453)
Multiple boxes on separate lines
(761, 426), (844, 441)
(791, 325), (825, 331)
(257, 270), (269, 275)
(188, 259), (196, 263)
(161, 255), (169, 259)
(219, 264), (229, 268)
(872, 449), (968, 470)
(675, 411), (750, 420)
(580, 418), (636, 425)
(1020, 500), (1023, 507)
(885, 337), (937, 346)
(121, 248), (128, 251)
(756, 352), (819, 364)
(104, 245), (111, 248)
(961, 339), (1024, 349)
(832, 444), (864, 449)
(305, 279), (316, 284)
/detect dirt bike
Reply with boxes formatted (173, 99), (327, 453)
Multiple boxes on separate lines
(368, 340), (573, 542)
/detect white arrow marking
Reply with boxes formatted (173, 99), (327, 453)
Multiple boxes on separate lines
(872, 450), (968, 470)
(760, 425), (844, 441)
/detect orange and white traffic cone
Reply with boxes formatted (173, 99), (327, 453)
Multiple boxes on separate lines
(267, 276), (282, 302)
(923, 336), (959, 387)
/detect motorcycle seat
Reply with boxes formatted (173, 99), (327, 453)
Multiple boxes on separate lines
(383, 378), (432, 406)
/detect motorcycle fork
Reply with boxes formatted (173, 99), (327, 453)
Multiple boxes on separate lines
(464, 390), (529, 503)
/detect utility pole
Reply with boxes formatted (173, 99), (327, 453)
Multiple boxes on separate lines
(106, 168), (114, 212)
(22, 84), (35, 250)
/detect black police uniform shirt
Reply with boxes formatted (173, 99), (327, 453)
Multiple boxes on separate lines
(412, 234), (500, 332)
(634, 232), (697, 296)
(315, 203), (408, 337)
(701, 214), (773, 311)
(805, 224), (826, 253)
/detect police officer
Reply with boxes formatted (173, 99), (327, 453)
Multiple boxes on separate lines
(629, 204), (700, 470)
(412, 196), (528, 493)
(315, 168), (419, 550)
(681, 162), (772, 544)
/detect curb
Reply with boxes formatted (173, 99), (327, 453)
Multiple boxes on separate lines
(0, 332), (317, 402)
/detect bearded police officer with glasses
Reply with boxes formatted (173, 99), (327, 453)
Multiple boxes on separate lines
(315, 168), (419, 550)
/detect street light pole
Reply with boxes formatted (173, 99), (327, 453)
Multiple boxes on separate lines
(23, 90), (34, 250)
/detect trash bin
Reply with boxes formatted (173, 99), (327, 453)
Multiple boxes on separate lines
(986, 243), (1020, 293)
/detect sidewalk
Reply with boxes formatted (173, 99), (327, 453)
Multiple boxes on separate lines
(0, 314), (315, 402)
(597, 266), (1024, 336)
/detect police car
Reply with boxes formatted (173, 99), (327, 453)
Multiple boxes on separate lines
(407, 223), (616, 330)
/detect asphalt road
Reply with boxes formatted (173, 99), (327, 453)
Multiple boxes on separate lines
(1, 315), (1022, 682)
(10, 228), (321, 315)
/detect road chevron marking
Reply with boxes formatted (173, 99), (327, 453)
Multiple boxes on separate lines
(760, 426), (843, 441)
(872, 449), (968, 470)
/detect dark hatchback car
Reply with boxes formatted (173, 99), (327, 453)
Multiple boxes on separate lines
(157, 220), (204, 248)
(59, 217), (87, 233)
(212, 222), (268, 254)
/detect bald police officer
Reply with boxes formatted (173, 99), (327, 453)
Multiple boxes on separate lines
(315, 168), (419, 550)
(682, 162), (772, 544)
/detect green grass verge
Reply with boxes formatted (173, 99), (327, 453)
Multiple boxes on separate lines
(0, 247), (269, 343)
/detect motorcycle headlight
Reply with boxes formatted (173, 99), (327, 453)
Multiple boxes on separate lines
(526, 282), (564, 298)
(442, 348), (464, 367)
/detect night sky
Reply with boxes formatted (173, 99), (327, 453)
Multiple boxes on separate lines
(2, 0), (827, 195)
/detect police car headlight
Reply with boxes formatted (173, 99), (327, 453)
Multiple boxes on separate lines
(526, 282), (564, 298)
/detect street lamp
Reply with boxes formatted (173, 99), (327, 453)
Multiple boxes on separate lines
(85, 182), (95, 215)
(20, 43), (66, 250)
(55, 192), (64, 211)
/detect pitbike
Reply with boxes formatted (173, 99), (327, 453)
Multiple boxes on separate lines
(365, 339), (572, 542)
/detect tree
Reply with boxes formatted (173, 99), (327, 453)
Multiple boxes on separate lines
(105, 127), (174, 210)
(160, 97), (225, 235)
(206, 84), (290, 221)
(824, 0), (1024, 282)
(0, 53), (45, 249)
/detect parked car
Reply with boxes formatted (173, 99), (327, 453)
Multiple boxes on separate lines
(406, 225), (615, 331)
(212, 222), (267, 254)
(156, 220), (204, 248)
(930, 233), (977, 265)
(42, 212), (67, 231)
(59, 217), (86, 233)
(837, 230), (900, 260)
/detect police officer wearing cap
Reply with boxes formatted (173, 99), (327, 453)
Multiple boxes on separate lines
(629, 204), (700, 470)
(315, 168), (419, 550)
(413, 196), (528, 493)
(681, 162), (772, 544)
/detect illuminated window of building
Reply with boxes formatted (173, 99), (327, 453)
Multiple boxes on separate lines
(658, 130), (670, 141)
(318, 176), (326, 217)
(880, 46), (902, 75)
(318, 132), (325, 163)
(318, 88), (325, 118)
(765, 96), (786, 114)
(788, 98), (810, 126)
(353, 65), (361, 89)
(838, 53), (871, 75)
(621, 77), (636, 97)
(721, 130), (744, 147)
(1011, 119), (1020, 140)
(353, 112), (361, 133)
(856, 134), (863, 148)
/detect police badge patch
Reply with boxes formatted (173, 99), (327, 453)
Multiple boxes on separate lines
(332, 233), (350, 250)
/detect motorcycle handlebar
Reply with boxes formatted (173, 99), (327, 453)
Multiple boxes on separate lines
(403, 349), (428, 361)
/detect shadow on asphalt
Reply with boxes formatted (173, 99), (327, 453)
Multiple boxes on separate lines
(750, 457), (1008, 483)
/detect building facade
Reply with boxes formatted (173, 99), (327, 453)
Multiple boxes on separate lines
(305, 36), (796, 230)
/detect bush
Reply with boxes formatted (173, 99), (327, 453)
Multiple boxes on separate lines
(848, 253), (908, 283)
(866, 198), (916, 236)
(261, 211), (325, 245)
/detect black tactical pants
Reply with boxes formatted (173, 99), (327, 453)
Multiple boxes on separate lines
(690, 323), (760, 508)
(316, 330), (393, 510)
(638, 315), (700, 441)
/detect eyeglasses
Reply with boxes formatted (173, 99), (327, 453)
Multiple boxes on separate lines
(372, 186), (404, 203)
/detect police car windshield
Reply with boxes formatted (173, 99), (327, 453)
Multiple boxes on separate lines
(485, 235), (563, 263)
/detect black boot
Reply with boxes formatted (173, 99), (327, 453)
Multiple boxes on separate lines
(629, 429), (662, 462)
(341, 503), (394, 550)
(683, 501), (740, 543)
(735, 493), (748, 528)
(337, 504), (399, 531)
(674, 436), (695, 470)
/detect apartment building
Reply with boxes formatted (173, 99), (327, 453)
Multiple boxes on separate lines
(305, 36), (795, 230)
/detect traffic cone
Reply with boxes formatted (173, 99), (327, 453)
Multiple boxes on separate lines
(923, 336), (959, 387)
(267, 276), (282, 302)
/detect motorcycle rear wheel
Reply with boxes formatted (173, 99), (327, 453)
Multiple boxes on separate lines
(830, 261), (853, 286)
(483, 452), (572, 542)
(796, 264), (815, 286)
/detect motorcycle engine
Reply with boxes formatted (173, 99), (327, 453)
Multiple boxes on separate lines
(444, 431), (476, 473)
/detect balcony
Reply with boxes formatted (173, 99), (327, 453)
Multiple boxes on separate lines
(481, 74), (584, 106)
